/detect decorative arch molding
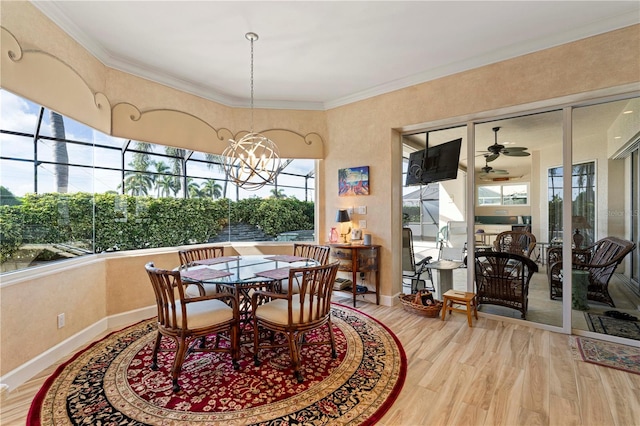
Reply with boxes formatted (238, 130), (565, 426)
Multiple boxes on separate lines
(112, 102), (232, 154)
(237, 129), (324, 159)
(112, 103), (325, 158)
(0, 25), (325, 159)
(0, 27), (111, 133)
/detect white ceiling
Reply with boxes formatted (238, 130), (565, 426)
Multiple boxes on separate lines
(32, 1), (640, 111)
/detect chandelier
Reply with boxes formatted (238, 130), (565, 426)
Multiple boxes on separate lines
(223, 32), (281, 190)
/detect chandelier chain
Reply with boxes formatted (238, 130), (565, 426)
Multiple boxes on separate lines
(250, 34), (254, 132)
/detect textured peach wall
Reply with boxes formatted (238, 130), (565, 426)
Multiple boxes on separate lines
(0, 261), (106, 373)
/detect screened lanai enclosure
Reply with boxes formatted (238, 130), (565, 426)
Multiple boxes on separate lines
(0, 90), (317, 273)
(402, 184), (440, 242)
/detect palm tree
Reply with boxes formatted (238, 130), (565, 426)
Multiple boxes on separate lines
(186, 178), (202, 198)
(270, 188), (286, 199)
(165, 147), (186, 196)
(123, 172), (154, 196)
(205, 153), (229, 198)
(50, 111), (69, 193)
(155, 175), (173, 198)
(131, 142), (153, 171)
(153, 161), (171, 197)
(121, 142), (154, 196)
(202, 179), (223, 199)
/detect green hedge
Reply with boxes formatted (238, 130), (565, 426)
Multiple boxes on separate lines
(0, 193), (314, 263)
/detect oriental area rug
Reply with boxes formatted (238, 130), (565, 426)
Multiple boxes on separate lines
(28, 304), (406, 425)
(584, 312), (640, 341)
(571, 336), (640, 375)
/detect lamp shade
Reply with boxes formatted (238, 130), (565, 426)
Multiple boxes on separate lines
(572, 215), (591, 229)
(336, 209), (350, 223)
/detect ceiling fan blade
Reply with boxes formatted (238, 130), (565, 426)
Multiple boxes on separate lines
(504, 146), (528, 151)
(485, 153), (499, 162)
(492, 169), (509, 174)
(502, 150), (530, 157)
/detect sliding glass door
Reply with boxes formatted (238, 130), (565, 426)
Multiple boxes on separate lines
(571, 98), (639, 339)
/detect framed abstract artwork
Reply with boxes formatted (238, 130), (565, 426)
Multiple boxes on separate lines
(339, 166), (369, 196)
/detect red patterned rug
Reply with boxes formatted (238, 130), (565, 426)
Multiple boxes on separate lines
(571, 336), (640, 375)
(28, 303), (406, 425)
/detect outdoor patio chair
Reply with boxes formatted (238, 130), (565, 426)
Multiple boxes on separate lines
(547, 236), (635, 307)
(402, 227), (434, 293)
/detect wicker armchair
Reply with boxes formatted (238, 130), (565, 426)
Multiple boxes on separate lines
(548, 236), (635, 307)
(493, 230), (537, 258)
(474, 251), (538, 319)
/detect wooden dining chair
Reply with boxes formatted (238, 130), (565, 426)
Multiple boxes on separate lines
(178, 245), (225, 297)
(145, 262), (239, 392)
(178, 245), (225, 266)
(293, 243), (331, 265)
(279, 244), (331, 294)
(251, 261), (339, 383)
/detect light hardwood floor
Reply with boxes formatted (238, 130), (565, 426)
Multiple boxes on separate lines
(2, 294), (639, 425)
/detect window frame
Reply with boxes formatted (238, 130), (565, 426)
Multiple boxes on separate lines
(476, 182), (530, 206)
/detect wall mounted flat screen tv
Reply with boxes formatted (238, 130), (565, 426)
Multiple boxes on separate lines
(405, 138), (462, 186)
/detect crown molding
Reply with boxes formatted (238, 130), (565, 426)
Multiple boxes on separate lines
(31, 1), (640, 112)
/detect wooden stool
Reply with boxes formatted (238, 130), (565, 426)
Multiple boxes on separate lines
(441, 290), (478, 327)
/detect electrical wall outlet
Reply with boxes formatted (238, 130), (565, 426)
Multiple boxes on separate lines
(357, 205), (367, 215)
(57, 313), (65, 329)
(359, 220), (367, 229)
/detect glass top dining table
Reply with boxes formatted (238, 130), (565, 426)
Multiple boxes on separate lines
(179, 254), (320, 318)
(179, 254), (319, 285)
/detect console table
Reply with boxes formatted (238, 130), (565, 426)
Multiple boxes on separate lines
(328, 244), (380, 307)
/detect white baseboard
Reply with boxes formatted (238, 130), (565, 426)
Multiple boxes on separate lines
(0, 305), (156, 392)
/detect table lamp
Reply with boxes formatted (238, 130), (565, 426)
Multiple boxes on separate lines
(336, 209), (351, 243)
(572, 215), (591, 248)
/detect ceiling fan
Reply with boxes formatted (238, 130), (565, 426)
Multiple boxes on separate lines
(482, 126), (530, 162)
(480, 156), (508, 175)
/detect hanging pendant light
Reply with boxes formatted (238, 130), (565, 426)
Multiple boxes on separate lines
(223, 32), (281, 191)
